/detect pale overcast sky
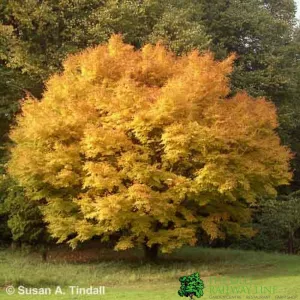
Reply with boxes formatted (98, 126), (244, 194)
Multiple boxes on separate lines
(297, 0), (300, 19)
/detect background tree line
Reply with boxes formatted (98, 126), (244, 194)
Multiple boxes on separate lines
(0, 0), (300, 255)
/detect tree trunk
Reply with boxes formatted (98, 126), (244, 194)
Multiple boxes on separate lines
(288, 230), (295, 254)
(41, 249), (48, 262)
(143, 243), (159, 261)
(10, 241), (20, 251)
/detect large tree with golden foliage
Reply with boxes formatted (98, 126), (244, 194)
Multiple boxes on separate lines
(8, 35), (292, 260)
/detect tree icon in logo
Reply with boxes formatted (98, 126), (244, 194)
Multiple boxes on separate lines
(178, 272), (204, 299)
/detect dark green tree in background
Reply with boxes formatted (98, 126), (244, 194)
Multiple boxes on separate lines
(248, 192), (300, 254)
(201, 0), (296, 99)
(178, 273), (204, 299)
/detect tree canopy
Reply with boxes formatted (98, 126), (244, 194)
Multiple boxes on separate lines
(8, 36), (292, 257)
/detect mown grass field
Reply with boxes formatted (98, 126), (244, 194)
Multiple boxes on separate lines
(0, 246), (299, 300)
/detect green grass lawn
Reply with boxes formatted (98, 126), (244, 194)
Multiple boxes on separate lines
(0, 246), (299, 300)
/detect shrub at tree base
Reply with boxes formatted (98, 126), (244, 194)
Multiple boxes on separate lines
(235, 191), (300, 254)
(8, 35), (292, 259)
(0, 175), (49, 247)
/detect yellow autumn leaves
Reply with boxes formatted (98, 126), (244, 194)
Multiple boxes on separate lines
(8, 35), (292, 252)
